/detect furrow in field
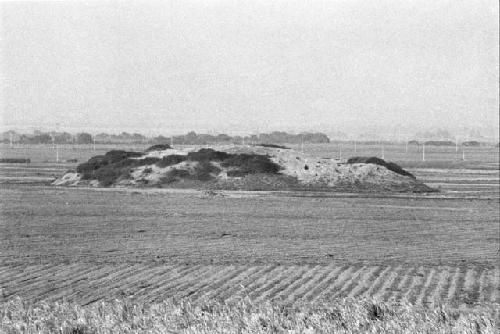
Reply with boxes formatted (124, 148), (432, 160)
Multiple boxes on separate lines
(80, 264), (168, 305)
(205, 266), (263, 302)
(439, 266), (458, 303)
(407, 267), (430, 305)
(142, 265), (205, 303)
(50, 264), (132, 303)
(134, 265), (189, 303)
(284, 265), (328, 303)
(23, 264), (102, 302)
(301, 266), (342, 302)
(182, 265), (242, 301)
(1, 264), (76, 298)
(391, 267), (417, 303)
(270, 266), (311, 302)
(79, 264), (149, 300)
(0, 264), (60, 285)
(76, 264), (150, 304)
(221, 266), (274, 301)
(469, 266), (485, 305)
(133, 265), (182, 302)
(450, 266), (467, 303)
(445, 267), (461, 301)
(248, 266), (294, 301)
(0, 265), (26, 282)
(425, 268), (449, 307)
(158, 265), (225, 301)
(371, 266), (401, 301)
(382, 266), (411, 302)
(0, 265), (43, 285)
(402, 266), (427, 304)
(261, 265), (318, 303)
(321, 265), (362, 301)
(43, 265), (114, 303)
(348, 266), (383, 299)
(359, 266), (393, 300)
(3, 264), (84, 299)
(415, 268), (437, 305)
(148, 266), (218, 303)
(488, 267), (499, 303)
(461, 266), (480, 305)
(310, 266), (350, 303)
(231, 265), (280, 300)
(331, 265), (369, 299)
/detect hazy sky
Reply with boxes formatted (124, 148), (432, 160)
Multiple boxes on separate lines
(1, 0), (498, 135)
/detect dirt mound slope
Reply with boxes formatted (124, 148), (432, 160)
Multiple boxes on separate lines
(53, 145), (435, 192)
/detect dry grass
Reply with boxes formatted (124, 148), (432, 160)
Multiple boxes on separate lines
(1, 297), (497, 334)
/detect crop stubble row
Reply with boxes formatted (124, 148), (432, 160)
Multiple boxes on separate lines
(1, 264), (498, 307)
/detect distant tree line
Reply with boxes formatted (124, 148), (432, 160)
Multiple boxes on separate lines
(1, 130), (330, 145)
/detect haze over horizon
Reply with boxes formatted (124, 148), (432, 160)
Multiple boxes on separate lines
(1, 1), (498, 137)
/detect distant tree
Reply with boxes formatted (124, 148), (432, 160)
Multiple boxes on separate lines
(76, 132), (93, 144)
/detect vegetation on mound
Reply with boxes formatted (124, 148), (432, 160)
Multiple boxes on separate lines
(255, 143), (290, 149)
(347, 157), (415, 179)
(76, 148), (282, 187)
(1, 297), (496, 334)
(77, 150), (159, 186)
(145, 144), (172, 151)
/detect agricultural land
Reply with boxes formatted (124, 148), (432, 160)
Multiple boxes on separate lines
(0, 142), (499, 332)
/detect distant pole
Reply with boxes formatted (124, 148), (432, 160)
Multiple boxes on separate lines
(339, 144), (342, 160)
(455, 138), (459, 152)
(56, 144), (59, 163)
(422, 143), (426, 162)
(93, 138), (96, 151)
(462, 146), (465, 161)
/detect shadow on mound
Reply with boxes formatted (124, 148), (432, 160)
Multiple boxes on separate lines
(346, 157), (415, 179)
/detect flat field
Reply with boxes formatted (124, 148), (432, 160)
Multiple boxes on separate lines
(0, 143), (498, 310)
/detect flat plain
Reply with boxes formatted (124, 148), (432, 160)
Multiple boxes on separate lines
(0, 143), (498, 310)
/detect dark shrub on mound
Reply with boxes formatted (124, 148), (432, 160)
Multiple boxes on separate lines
(93, 157), (161, 186)
(104, 150), (143, 160)
(256, 143), (290, 149)
(77, 151), (160, 185)
(155, 155), (187, 168)
(347, 157), (415, 179)
(187, 148), (230, 161)
(146, 144), (172, 151)
(192, 161), (221, 181)
(222, 154), (281, 174)
(159, 168), (191, 184)
(77, 150), (143, 179)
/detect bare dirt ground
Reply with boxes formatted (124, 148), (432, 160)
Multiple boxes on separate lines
(0, 143), (498, 311)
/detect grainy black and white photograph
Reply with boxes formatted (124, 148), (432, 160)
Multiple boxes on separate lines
(0, 1), (499, 333)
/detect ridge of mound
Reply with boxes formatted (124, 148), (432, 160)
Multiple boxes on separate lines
(54, 145), (436, 193)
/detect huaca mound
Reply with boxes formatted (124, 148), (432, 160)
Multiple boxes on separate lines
(53, 145), (436, 193)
